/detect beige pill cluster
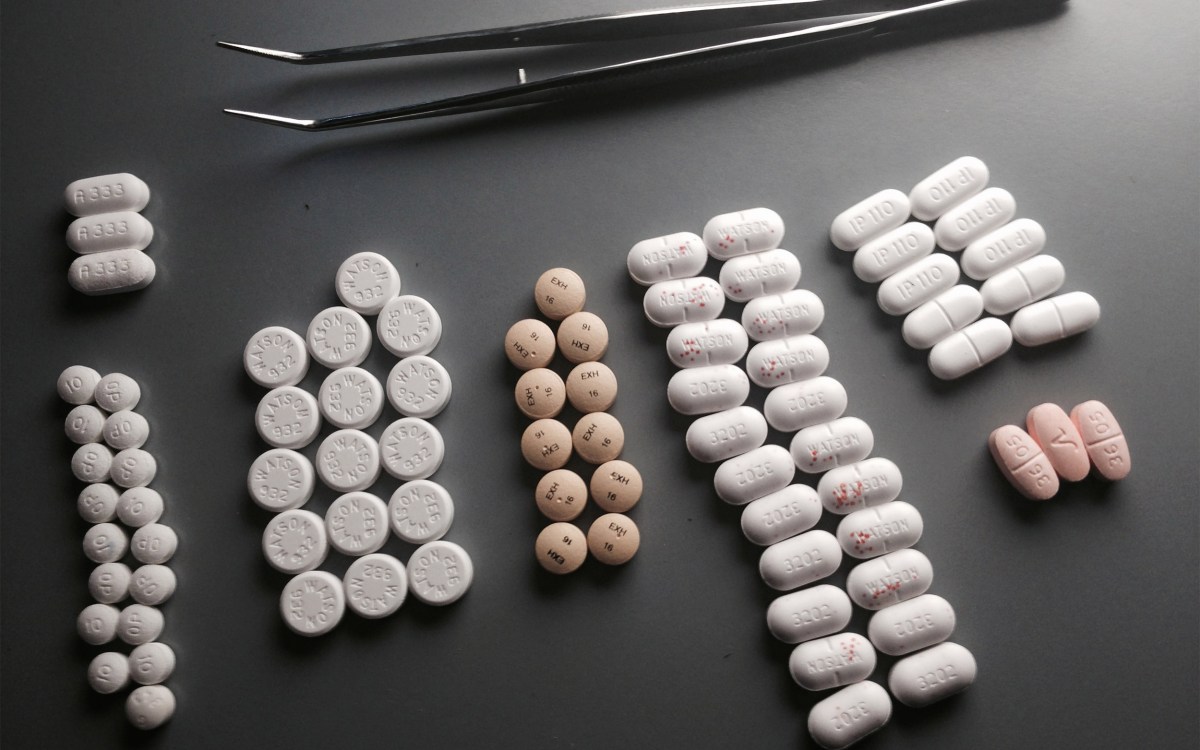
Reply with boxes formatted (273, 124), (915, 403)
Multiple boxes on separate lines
(63, 173), (157, 296)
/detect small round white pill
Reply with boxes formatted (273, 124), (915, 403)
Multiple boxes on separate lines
(326, 491), (389, 556)
(244, 326), (310, 388)
(128, 642), (176, 685)
(72, 443), (114, 483)
(65, 405), (106, 444)
(130, 523), (178, 565)
(68, 249), (156, 295)
(407, 540), (473, 606)
(58, 365), (102, 404)
(88, 651), (131, 694)
(281, 570), (345, 636)
(388, 479), (455, 544)
(247, 448), (315, 512)
(78, 603), (121, 645)
(88, 562), (132, 604)
(117, 603), (164, 645)
(117, 487), (164, 527)
(380, 417), (445, 481)
(102, 409), (149, 450)
(315, 429), (381, 492)
(65, 173), (150, 217)
(110, 448), (157, 488)
(126, 684), (176, 730)
(263, 509), (328, 573)
(344, 553), (408, 619)
(94, 373), (141, 412)
(84, 522), (128, 563)
(378, 294), (443, 357)
(255, 385), (320, 449)
(129, 564), (177, 606)
(318, 366), (385, 429)
(336, 251), (401, 314)
(78, 483), (120, 523)
(307, 305), (371, 368)
(387, 355), (452, 418)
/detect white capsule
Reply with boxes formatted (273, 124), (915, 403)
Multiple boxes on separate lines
(713, 445), (794, 505)
(928, 317), (1012, 380)
(909, 156), (989, 221)
(837, 501), (922, 559)
(281, 570), (345, 636)
(790, 633), (878, 692)
(244, 326), (309, 388)
(934, 187), (1016, 251)
(877, 253), (960, 316)
(247, 448), (315, 512)
(67, 211), (154, 254)
(791, 418), (874, 475)
(255, 385), (320, 449)
(685, 406), (768, 463)
(853, 222), (935, 282)
(764, 376), (847, 432)
(344, 553), (408, 619)
(131, 523), (177, 565)
(961, 218), (1046, 280)
(901, 285), (984, 349)
(69, 249), (156, 295)
(307, 306), (371, 368)
(741, 484), (823, 546)
(408, 540), (474, 606)
(980, 255), (1065, 315)
(868, 594), (955, 656)
(389, 479), (455, 543)
(746, 334), (829, 388)
(263, 508), (328, 573)
(58, 365), (102, 404)
(378, 294), (443, 357)
(766, 584), (852, 644)
(84, 522), (127, 563)
(888, 642), (977, 707)
(643, 276), (725, 327)
(129, 564), (176, 606)
(807, 680), (892, 750)
(117, 604), (164, 645)
(78, 483), (120, 523)
(315, 429), (381, 492)
(126, 684), (175, 730)
(719, 249), (801, 302)
(741, 289), (824, 341)
(110, 448), (157, 488)
(667, 364), (750, 415)
(88, 562), (132, 604)
(325, 491), (389, 556)
(336, 251), (401, 314)
(65, 404), (106, 444)
(65, 173), (149, 216)
(128, 642), (176, 685)
(1011, 291), (1101, 346)
(388, 355), (452, 418)
(94, 373), (141, 412)
(760, 530), (842, 591)
(88, 651), (131, 694)
(78, 604), (120, 645)
(665, 319), (748, 368)
(818, 458), (903, 514)
(627, 231), (708, 285)
(830, 189), (910, 251)
(102, 409), (149, 450)
(117, 487), (164, 527)
(703, 207), (784, 259)
(846, 549), (933, 610)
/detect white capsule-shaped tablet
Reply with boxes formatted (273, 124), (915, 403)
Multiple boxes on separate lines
(131, 523), (177, 565)
(685, 406), (768, 463)
(846, 549), (933, 610)
(378, 294), (443, 357)
(66, 404), (106, 444)
(336, 251), (401, 314)
(961, 218), (1046, 280)
(128, 642), (176, 685)
(263, 508), (328, 573)
(790, 633), (878, 692)
(665, 319), (748, 368)
(78, 603), (120, 645)
(980, 255), (1065, 315)
(389, 479), (455, 543)
(78, 483), (120, 523)
(868, 594), (955, 656)
(326, 491), (389, 556)
(315, 429), (381, 492)
(643, 276), (725, 327)
(627, 231), (708, 285)
(84, 522), (128, 563)
(760, 530), (842, 591)
(888, 642), (977, 707)
(703, 208), (784, 259)
(837, 501), (923, 559)
(307, 306), (371, 368)
(102, 409), (150, 450)
(117, 487), (164, 527)
(58, 365), (102, 404)
(909, 156), (989, 221)
(129, 564), (177, 606)
(764, 376), (847, 433)
(807, 680), (892, 750)
(117, 604), (164, 645)
(741, 289), (824, 341)
(877, 253), (960, 316)
(934, 187), (1016, 251)
(88, 651), (131, 694)
(766, 584), (852, 644)
(408, 540), (474, 606)
(713, 444), (794, 505)
(853, 222), (935, 282)
(68, 249), (156, 295)
(94, 372), (141, 412)
(387, 355), (452, 418)
(67, 211), (154, 254)
(719, 249), (801, 302)
(928, 317), (1012, 380)
(1011, 291), (1101, 346)
(89, 562), (132, 604)
(256, 385), (320, 449)
(281, 570), (345, 637)
(901, 285), (984, 349)
(746, 334), (829, 388)
(247, 448), (315, 512)
(741, 484), (823, 546)
(65, 173), (150, 217)
(791, 417), (874, 475)
(244, 325), (309, 388)
(830, 189), (910, 251)
(73, 443), (114, 483)
(110, 448), (157, 488)
(818, 458), (903, 514)
(345, 553), (408, 619)
(667, 364), (750, 415)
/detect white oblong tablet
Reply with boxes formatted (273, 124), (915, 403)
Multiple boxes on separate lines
(853, 222), (935, 283)
(110, 448), (156, 488)
(248, 448), (314, 512)
(256, 385), (320, 449)
(84, 522), (128, 563)
(764, 376), (847, 433)
(117, 487), (164, 527)
(307, 306), (371, 368)
(713, 444), (794, 505)
(791, 417), (874, 475)
(88, 562), (132, 604)
(67, 211), (154, 254)
(909, 156), (989, 221)
(78, 603), (120, 645)
(643, 277), (725, 327)
(66, 405), (106, 444)
(316, 429), (381, 492)
(130, 523), (177, 565)
(837, 501), (923, 559)
(336, 251), (401, 314)
(868, 594), (955, 656)
(934, 187), (1016, 251)
(326, 491), (389, 556)
(345, 553), (408, 619)
(378, 294), (443, 357)
(741, 484), (822, 546)
(684, 406), (768, 463)
(790, 633), (878, 692)
(846, 548), (933, 610)
(58, 365), (102, 404)
(1011, 291), (1101, 346)
(94, 372), (141, 412)
(244, 326), (309, 388)
(667, 364), (750, 415)
(961, 218), (1046, 280)
(78, 483), (120, 523)
(102, 409), (149, 450)
(380, 417), (445, 480)
(718, 248), (801, 302)
(807, 680), (892, 749)
(129, 564), (176, 606)
(665, 319), (748, 368)
(318, 366), (384, 430)
(703, 207), (784, 259)
(901, 285), (984, 349)
(88, 651), (131, 694)
(68, 249), (155, 295)
(408, 540), (474, 606)
(388, 479), (455, 543)
(877, 253), (960, 316)
(830, 189), (910, 251)
(980, 255), (1065, 315)
(126, 684), (175, 730)
(263, 509), (328, 573)
(128, 642), (176, 685)
(281, 570), (345, 636)
(387, 355), (452, 418)
(65, 173), (150, 216)
(766, 584), (852, 644)
(928, 317), (1012, 380)
(117, 603), (164, 645)
(888, 642), (977, 707)
(627, 231), (708, 285)
(818, 458), (903, 514)
(759, 530), (842, 591)
(742, 289), (824, 341)
(746, 334), (829, 388)
(72, 443), (113, 483)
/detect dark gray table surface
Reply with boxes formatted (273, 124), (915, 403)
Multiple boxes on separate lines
(3, 1), (1198, 748)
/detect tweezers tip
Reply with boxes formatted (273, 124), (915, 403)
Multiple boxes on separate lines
(216, 41), (306, 62)
(223, 109), (319, 130)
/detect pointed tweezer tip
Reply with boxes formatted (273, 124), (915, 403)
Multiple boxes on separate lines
(216, 41), (305, 62)
(223, 109), (319, 130)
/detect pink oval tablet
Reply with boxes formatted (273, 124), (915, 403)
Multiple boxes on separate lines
(1069, 401), (1131, 481)
(988, 425), (1059, 500)
(1026, 404), (1090, 482)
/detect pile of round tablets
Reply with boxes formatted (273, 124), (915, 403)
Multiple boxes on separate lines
(831, 156), (1101, 380)
(59, 366), (178, 730)
(64, 173), (157, 296)
(505, 268), (642, 575)
(244, 251), (473, 637)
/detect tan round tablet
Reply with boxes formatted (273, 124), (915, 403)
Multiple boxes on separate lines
(515, 368), (566, 419)
(535, 522), (587, 574)
(534, 268), (586, 321)
(556, 311), (609, 364)
(572, 412), (624, 464)
(587, 513), (640, 565)
(521, 418), (572, 470)
(505, 319), (555, 370)
(535, 469), (588, 521)
(565, 361), (618, 413)
(591, 460), (643, 513)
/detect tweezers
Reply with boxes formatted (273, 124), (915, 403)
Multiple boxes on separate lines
(219, 0), (1062, 131)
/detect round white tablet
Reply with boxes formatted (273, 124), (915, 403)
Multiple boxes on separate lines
(126, 684), (175, 730)
(65, 405), (106, 444)
(326, 491), (389, 556)
(255, 386), (320, 449)
(72, 443), (114, 483)
(78, 603), (120, 644)
(94, 373), (141, 412)
(88, 651), (131, 694)
(88, 562), (132, 604)
(344, 553), (407, 619)
(102, 409), (149, 450)
(263, 509), (328, 573)
(280, 570), (345, 636)
(407, 540), (473, 606)
(129, 564), (177, 606)
(378, 294), (443, 357)
(58, 365), (102, 404)
(388, 480), (454, 544)
(247, 448), (315, 512)
(387, 355), (452, 418)
(110, 448), (157, 488)
(316, 429), (381, 492)
(379, 417), (444, 481)
(117, 487), (164, 527)
(336, 251), (401, 314)
(318, 366), (385, 429)
(307, 306), (371, 368)
(244, 325), (310, 388)
(84, 523), (128, 563)
(117, 604), (164, 645)
(78, 483), (120, 523)
(128, 642), (176, 685)
(131, 523), (178, 565)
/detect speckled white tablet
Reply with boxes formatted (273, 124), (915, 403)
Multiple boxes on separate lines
(281, 570), (345, 636)
(740, 484), (823, 546)
(88, 562), (132, 604)
(1011, 291), (1100, 346)
(667, 364), (750, 415)
(387, 355), (452, 418)
(247, 448), (314, 512)
(703, 208), (784, 259)
(791, 418), (874, 475)
(928, 317), (1012, 380)
(830, 189), (910, 251)
(78, 483), (120, 523)
(326, 491), (389, 556)
(980, 255), (1065, 315)
(117, 604), (164, 645)
(88, 651), (131, 694)
(961, 218), (1046, 280)
(344, 553), (408, 619)
(766, 584), (852, 644)
(126, 684), (175, 730)
(877, 253), (960, 316)
(807, 680), (892, 750)
(759, 530), (842, 591)
(746, 335), (829, 388)
(380, 417), (444, 480)
(66, 405), (106, 444)
(336, 251), (401, 314)
(117, 487), (164, 527)
(901, 285), (983, 349)
(665, 319), (748, 368)
(909, 156), (989, 221)
(73, 443), (114, 483)
(642, 277), (725, 327)
(718, 249), (801, 302)
(67, 211), (153, 254)
(408, 540), (474, 606)
(627, 231), (708, 285)
(315, 429), (381, 492)
(263, 508), (328, 573)
(58, 365), (101, 404)
(94, 373), (140, 412)
(244, 326), (309, 388)
(78, 603), (120, 644)
(102, 410), (149, 450)
(128, 642), (176, 685)
(888, 642), (977, 707)
(307, 306), (371, 368)
(84, 522), (128, 563)
(685, 406), (768, 463)
(129, 564), (176, 606)
(68, 250), (156, 295)
(378, 295), (443, 357)
(846, 549), (933, 610)
(790, 633), (878, 692)
(934, 187), (1016, 251)
(764, 376), (847, 433)
(741, 289), (825, 341)
(65, 173), (150, 217)
(131, 523), (177, 565)
(853, 222), (935, 282)
(389, 479), (455, 543)
(818, 458), (903, 514)
(837, 501), (922, 560)
(255, 385), (320, 449)
(110, 448), (156, 488)
(713, 445), (794, 505)
(868, 594), (955, 656)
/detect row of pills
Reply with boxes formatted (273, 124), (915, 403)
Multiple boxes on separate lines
(64, 173), (157, 295)
(58, 366), (177, 730)
(831, 157), (1101, 379)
